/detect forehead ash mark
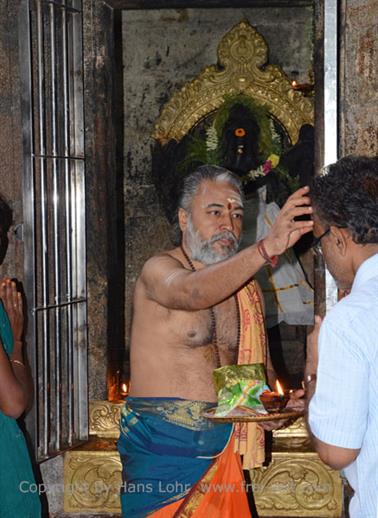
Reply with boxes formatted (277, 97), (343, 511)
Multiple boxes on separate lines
(197, 181), (243, 209)
(227, 197), (243, 208)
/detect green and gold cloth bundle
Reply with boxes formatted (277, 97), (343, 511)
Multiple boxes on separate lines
(213, 363), (269, 417)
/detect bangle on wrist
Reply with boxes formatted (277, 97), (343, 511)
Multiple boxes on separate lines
(302, 373), (317, 390)
(257, 239), (279, 268)
(11, 359), (26, 368)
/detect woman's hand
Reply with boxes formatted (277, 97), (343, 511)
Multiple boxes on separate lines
(0, 279), (31, 417)
(0, 279), (24, 342)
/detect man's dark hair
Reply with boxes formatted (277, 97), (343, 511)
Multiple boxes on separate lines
(311, 155), (378, 244)
(178, 164), (243, 213)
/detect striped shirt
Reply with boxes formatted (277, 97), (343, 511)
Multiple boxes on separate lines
(309, 253), (378, 518)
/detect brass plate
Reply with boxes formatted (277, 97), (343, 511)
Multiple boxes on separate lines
(203, 407), (304, 423)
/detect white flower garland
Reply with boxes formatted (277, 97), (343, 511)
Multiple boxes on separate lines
(206, 124), (218, 152)
(204, 116), (282, 185)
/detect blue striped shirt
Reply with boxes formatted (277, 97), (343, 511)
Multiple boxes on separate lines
(309, 253), (378, 518)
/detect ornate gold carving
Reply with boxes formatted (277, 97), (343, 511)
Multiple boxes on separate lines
(64, 447), (122, 513)
(68, 404), (342, 516)
(153, 21), (313, 145)
(153, 399), (213, 430)
(274, 417), (308, 439)
(89, 400), (123, 438)
(273, 417), (312, 450)
(251, 453), (343, 517)
(64, 448), (342, 516)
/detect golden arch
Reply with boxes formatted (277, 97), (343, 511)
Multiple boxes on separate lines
(153, 21), (314, 146)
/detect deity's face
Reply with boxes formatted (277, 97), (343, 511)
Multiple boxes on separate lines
(221, 104), (260, 176)
(179, 180), (243, 264)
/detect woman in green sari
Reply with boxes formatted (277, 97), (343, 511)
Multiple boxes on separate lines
(0, 197), (41, 518)
(0, 279), (41, 517)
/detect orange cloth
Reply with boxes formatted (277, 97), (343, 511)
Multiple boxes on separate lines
(150, 437), (252, 518)
(234, 280), (268, 469)
(149, 498), (184, 517)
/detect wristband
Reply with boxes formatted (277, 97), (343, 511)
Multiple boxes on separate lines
(302, 373), (317, 390)
(257, 239), (279, 268)
(11, 359), (25, 368)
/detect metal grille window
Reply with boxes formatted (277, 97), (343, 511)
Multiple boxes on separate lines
(19, 0), (87, 460)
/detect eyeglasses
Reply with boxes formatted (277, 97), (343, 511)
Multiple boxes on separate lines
(311, 227), (330, 255)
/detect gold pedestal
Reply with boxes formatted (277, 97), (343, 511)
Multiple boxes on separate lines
(64, 402), (343, 516)
(64, 401), (123, 514)
(64, 438), (122, 514)
(250, 419), (343, 517)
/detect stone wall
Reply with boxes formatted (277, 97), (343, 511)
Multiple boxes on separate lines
(83, 0), (121, 400)
(339, 0), (378, 155)
(0, 0), (24, 281)
(122, 6), (315, 350)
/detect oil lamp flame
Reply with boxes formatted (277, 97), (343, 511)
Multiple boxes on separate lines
(276, 380), (284, 395)
(121, 383), (128, 396)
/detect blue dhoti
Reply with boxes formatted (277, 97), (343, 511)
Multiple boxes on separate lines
(117, 397), (232, 518)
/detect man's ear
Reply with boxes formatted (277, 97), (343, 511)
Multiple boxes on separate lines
(330, 226), (350, 256)
(178, 208), (188, 232)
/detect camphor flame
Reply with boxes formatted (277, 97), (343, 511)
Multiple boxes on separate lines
(121, 383), (128, 395)
(276, 380), (284, 395)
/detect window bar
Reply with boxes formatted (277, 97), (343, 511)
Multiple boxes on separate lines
(62, 4), (74, 444)
(19, 0), (39, 451)
(49, 0), (61, 451)
(72, 5), (87, 437)
(33, 298), (86, 312)
(75, 164), (87, 438)
(21, 0), (87, 459)
(71, 8), (84, 157)
(37, 0), (50, 457)
(324, 0), (338, 311)
(69, 10), (78, 438)
(71, 162), (78, 438)
(33, 154), (83, 160)
(45, 0), (81, 13)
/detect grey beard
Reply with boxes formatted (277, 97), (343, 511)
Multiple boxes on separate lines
(186, 216), (239, 265)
